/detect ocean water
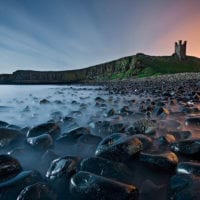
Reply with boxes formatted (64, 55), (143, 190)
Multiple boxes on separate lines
(0, 85), (109, 128)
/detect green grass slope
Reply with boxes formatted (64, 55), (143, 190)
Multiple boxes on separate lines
(100, 54), (200, 80)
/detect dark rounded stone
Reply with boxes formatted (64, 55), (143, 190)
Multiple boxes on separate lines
(140, 152), (178, 171)
(0, 120), (9, 127)
(107, 108), (115, 117)
(0, 170), (42, 200)
(131, 134), (152, 150)
(171, 138), (200, 156)
(95, 97), (106, 103)
(56, 127), (90, 144)
(158, 134), (176, 144)
(46, 156), (79, 181)
(26, 134), (53, 151)
(80, 157), (132, 184)
(168, 131), (192, 140)
(16, 182), (57, 200)
(0, 155), (22, 182)
(95, 133), (142, 161)
(0, 128), (23, 148)
(129, 119), (157, 135)
(27, 123), (60, 139)
(185, 118), (200, 128)
(40, 99), (50, 104)
(70, 171), (139, 200)
(168, 174), (200, 200)
(77, 134), (102, 145)
(177, 162), (200, 176)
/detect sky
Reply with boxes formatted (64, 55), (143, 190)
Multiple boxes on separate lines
(0, 0), (200, 73)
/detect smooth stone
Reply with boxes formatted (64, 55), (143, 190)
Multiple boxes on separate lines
(0, 128), (23, 148)
(95, 97), (106, 103)
(107, 108), (115, 117)
(56, 127), (90, 144)
(158, 134), (176, 144)
(140, 179), (165, 200)
(95, 133), (142, 162)
(110, 123), (126, 133)
(168, 174), (200, 200)
(153, 106), (169, 117)
(171, 138), (200, 156)
(140, 152), (178, 171)
(80, 157), (132, 184)
(177, 162), (200, 176)
(0, 155), (22, 182)
(39, 150), (59, 175)
(27, 123), (61, 139)
(40, 99), (50, 104)
(46, 156), (79, 181)
(89, 121), (111, 137)
(185, 118), (200, 128)
(0, 170), (42, 200)
(70, 171), (139, 200)
(77, 134), (102, 145)
(16, 182), (57, 200)
(129, 119), (157, 135)
(26, 134), (53, 151)
(168, 131), (192, 140)
(131, 134), (152, 150)
(0, 120), (9, 127)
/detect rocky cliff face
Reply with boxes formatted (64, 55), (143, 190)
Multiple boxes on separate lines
(0, 55), (137, 84)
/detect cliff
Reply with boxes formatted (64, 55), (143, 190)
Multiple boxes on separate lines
(0, 54), (200, 84)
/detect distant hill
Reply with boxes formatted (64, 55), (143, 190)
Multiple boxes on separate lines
(0, 54), (200, 84)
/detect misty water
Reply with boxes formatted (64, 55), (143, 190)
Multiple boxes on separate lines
(0, 85), (108, 127)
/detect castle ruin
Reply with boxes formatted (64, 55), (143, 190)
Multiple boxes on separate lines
(175, 40), (187, 60)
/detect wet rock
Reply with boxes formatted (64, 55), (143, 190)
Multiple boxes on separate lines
(26, 134), (53, 151)
(57, 127), (90, 144)
(0, 128), (23, 148)
(0, 155), (22, 182)
(131, 134), (152, 150)
(89, 121), (111, 137)
(185, 118), (200, 128)
(0, 120), (9, 127)
(95, 97), (106, 103)
(120, 106), (133, 115)
(177, 162), (200, 176)
(40, 150), (59, 173)
(46, 156), (79, 199)
(70, 171), (139, 200)
(0, 170), (42, 200)
(16, 182), (57, 200)
(27, 123), (61, 139)
(153, 106), (169, 118)
(95, 133), (142, 162)
(159, 134), (176, 144)
(46, 156), (79, 181)
(80, 157), (132, 184)
(128, 119), (157, 136)
(168, 131), (192, 140)
(40, 99), (50, 104)
(140, 179), (165, 200)
(140, 152), (178, 171)
(159, 120), (181, 131)
(107, 108), (115, 117)
(110, 123), (125, 133)
(77, 134), (102, 145)
(171, 138), (200, 156)
(168, 174), (200, 200)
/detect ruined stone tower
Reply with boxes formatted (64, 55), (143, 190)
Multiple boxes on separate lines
(175, 40), (187, 60)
